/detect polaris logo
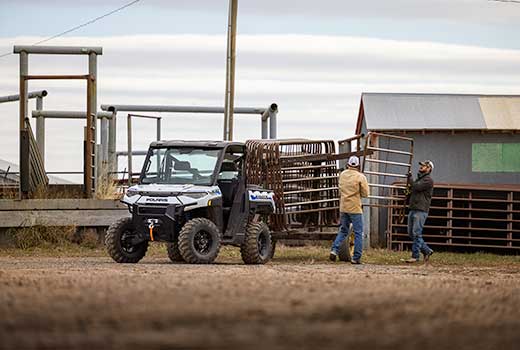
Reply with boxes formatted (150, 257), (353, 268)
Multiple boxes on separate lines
(146, 198), (168, 202)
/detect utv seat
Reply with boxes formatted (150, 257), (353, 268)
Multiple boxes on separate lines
(217, 161), (239, 208)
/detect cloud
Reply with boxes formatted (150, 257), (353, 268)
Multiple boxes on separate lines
(7, 0), (520, 23)
(0, 33), (519, 179)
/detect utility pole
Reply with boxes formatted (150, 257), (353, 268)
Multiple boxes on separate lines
(223, 0), (238, 141)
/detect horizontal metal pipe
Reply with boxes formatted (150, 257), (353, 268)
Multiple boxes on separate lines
(116, 151), (148, 156)
(282, 164), (337, 171)
(32, 110), (113, 119)
(368, 183), (407, 189)
(285, 207), (339, 215)
(367, 146), (413, 156)
(101, 104), (268, 115)
(284, 187), (338, 195)
(128, 113), (162, 120)
(285, 198), (338, 207)
(364, 171), (408, 178)
(365, 158), (411, 167)
(45, 171), (84, 175)
(367, 195), (403, 201)
(282, 175), (338, 183)
(0, 90), (47, 103)
(14, 45), (103, 55)
(24, 74), (90, 80)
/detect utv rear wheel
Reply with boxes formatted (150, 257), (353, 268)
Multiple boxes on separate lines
(105, 217), (148, 263)
(338, 224), (355, 262)
(178, 218), (221, 264)
(241, 222), (272, 265)
(167, 240), (185, 263)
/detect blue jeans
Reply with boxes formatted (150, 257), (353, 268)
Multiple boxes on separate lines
(407, 210), (433, 260)
(331, 213), (363, 261)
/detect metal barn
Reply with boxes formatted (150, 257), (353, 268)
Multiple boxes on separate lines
(356, 93), (520, 252)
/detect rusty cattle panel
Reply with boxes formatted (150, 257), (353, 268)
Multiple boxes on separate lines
(246, 139), (340, 232)
(388, 183), (520, 252)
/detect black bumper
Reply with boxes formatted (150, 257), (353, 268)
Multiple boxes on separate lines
(131, 204), (184, 241)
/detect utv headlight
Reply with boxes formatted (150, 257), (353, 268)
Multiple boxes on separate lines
(182, 192), (207, 199)
(126, 189), (139, 197)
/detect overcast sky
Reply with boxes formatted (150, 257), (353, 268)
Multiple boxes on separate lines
(1, 0), (520, 181)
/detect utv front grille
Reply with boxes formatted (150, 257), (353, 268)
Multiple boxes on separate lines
(137, 205), (168, 216)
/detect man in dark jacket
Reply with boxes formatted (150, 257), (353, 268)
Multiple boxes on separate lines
(405, 160), (435, 263)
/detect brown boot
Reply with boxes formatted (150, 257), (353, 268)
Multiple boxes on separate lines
(423, 250), (434, 263)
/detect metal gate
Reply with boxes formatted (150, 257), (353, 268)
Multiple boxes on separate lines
(361, 132), (414, 208)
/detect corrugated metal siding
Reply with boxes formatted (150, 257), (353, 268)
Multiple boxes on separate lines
(362, 93), (520, 131)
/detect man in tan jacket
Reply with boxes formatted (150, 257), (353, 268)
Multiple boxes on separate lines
(329, 156), (369, 264)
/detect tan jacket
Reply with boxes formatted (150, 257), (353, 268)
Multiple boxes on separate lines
(339, 168), (369, 214)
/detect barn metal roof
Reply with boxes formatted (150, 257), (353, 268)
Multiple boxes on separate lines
(357, 93), (520, 132)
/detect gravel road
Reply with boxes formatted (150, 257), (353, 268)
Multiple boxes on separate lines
(0, 256), (519, 350)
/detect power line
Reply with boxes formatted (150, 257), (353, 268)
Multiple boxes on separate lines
(0, 0), (141, 59)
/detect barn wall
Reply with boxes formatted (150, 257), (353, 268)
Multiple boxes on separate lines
(368, 130), (520, 247)
(393, 132), (520, 185)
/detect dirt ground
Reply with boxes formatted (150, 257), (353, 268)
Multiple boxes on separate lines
(0, 255), (519, 350)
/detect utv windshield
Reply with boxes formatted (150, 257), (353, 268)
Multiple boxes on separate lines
(140, 147), (221, 185)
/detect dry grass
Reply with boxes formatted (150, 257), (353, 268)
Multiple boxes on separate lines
(10, 226), (76, 249)
(0, 237), (518, 267)
(1, 226), (106, 252)
(30, 184), (84, 199)
(95, 168), (123, 199)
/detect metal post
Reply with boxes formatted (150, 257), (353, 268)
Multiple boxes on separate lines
(19, 51), (29, 198)
(89, 53), (97, 191)
(85, 78), (93, 197)
(100, 117), (109, 166)
(223, 0), (238, 141)
(261, 118), (268, 139)
(127, 114), (133, 186)
(108, 112), (117, 175)
(35, 96), (45, 165)
(157, 117), (161, 141)
(269, 107), (277, 139)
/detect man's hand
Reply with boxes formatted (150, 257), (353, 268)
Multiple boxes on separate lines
(405, 171), (413, 196)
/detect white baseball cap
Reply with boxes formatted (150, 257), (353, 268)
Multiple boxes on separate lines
(348, 156), (360, 167)
(419, 160), (434, 170)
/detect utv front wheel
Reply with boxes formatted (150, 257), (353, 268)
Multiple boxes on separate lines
(241, 222), (273, 265)
(167, 240), (185, 263)
(105, 217), (148, 263)
(178, 218), (221, 264)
